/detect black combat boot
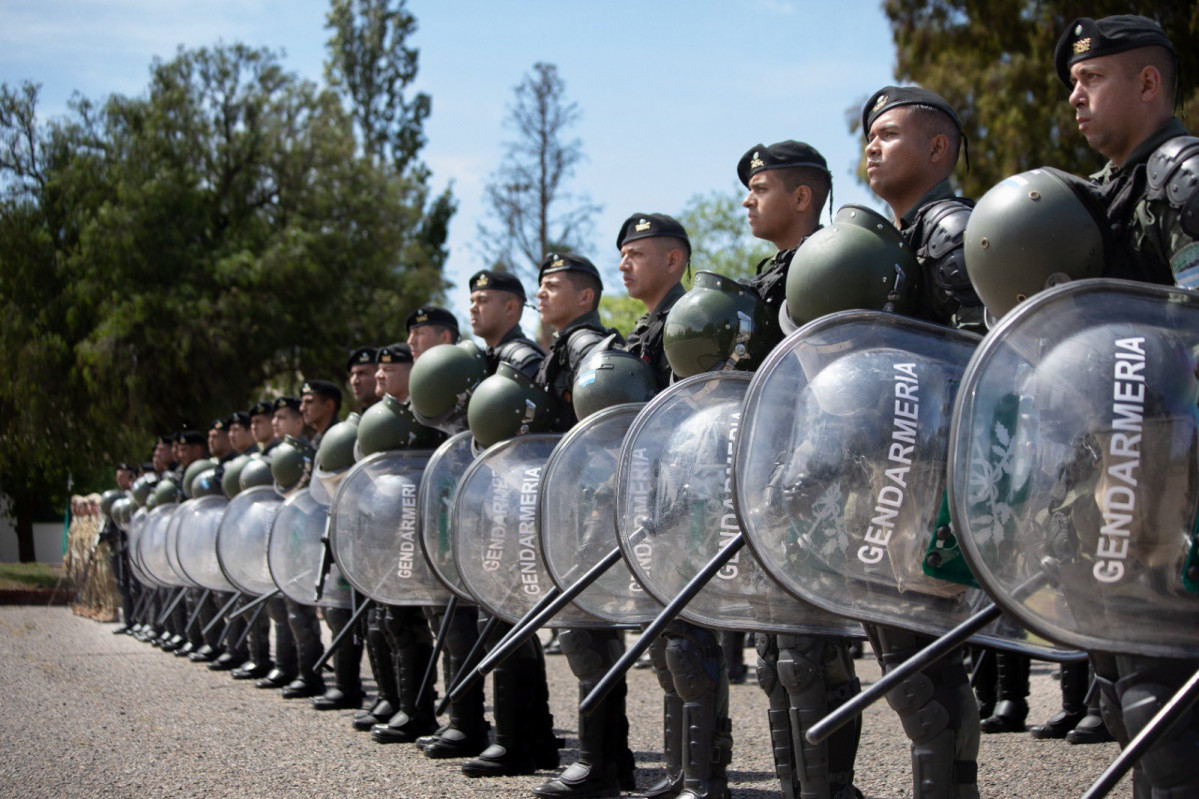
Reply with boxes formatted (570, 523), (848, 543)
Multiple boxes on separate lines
(1030, 660), (1087, 739)
(980, 653), (1030, 733)
(372, 642), (437, 742)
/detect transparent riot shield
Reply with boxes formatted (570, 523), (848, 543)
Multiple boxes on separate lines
(951, 279), (1199, 659)
(419, 432), (478, 602)
(127, 507), (161, 588)
(138, 504), (186, 588)
(329, 450), (451, 607)
(174, 494), (234, 592)
(165, 502), (200, 589)
(268, 487), (352, 609)
(215, 485), (283, 597)
(615, 371), (860, 636)
(735, 310), (1059, 654)
(541, 404), (663, 624)
(452, 434), (606, 627)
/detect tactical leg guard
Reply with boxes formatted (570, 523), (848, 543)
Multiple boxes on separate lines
(722, 631), (747, 684)
(267, 596), (297, 677)
(868, 625), (978, 799)
(354, 605), (397, 729)
(645, 633), (684, 799)
(373, 606), (436, 742)
(326, 605), (363, 698)
(1031, 658), (1087, 738)
(970, 647), (996, 720)
(777, 634), (861, 799)
(757, 634), (800, 799)
(979, 652), (1029, 733)
(422, 605), (489, 758)
(1114, 654), (1199, 799)
(534, 627), (631, 797)
(667, 622), (731, 799)
(284, 598), (325, 691)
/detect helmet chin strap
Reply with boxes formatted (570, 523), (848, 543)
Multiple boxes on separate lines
(720, 310), (755, 371)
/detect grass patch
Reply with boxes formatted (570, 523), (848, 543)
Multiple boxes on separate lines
(0, 562), (67, 591)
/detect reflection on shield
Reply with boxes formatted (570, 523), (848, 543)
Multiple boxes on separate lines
(165, 503), (200, 588)
(419, 432), (478, 602)
(951, 279), (1199, 660)
(268, 488), (352, 608)
(216, 485), (283, 597)
(175, 495), (235, 593)
(542, 404), (663, 624)
(138, 504), (187, 588)
(616, 371), (859, 636)
(329, 450), (451, 607)
(453, 434), (606, 627)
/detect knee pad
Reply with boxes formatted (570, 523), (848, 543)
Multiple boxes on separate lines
(756, 634), (780, 695)
(665, 630), (720, 702)
(1116, 661), (1199, 793)
(560, 628), (620, 682)
(885, 669), (949, 743)
(649, 634), (676, 694)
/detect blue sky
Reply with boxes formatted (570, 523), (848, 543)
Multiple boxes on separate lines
(1, 0), (899, 325)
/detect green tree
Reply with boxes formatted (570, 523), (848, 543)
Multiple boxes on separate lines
(873, 1), (1199, 199)
(0, 33), (449, 559)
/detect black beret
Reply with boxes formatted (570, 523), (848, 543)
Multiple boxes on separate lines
(301, 379), (342, 404)
(226, 411), (251, 428)
(346, 346), (378, 371)
(537, 252), (603, 289)
(469, 269), (527, 300)
(862, 86), (963, 138)
(116, 462), (135, 472)
(376, 342), (414, 365)
(248, 400), (274, 419)
(406, 306), (459, 333)
(209, 418), (227, 432)
(176, 430), (205, 445)
(156, 434), (173, 445)
(273, 396), (301, 414)
(616, 213), (690, 250)
(737, 141), (829, 188)
(1055, 15), (1175, 86)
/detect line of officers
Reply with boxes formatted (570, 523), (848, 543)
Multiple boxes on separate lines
(95, 15), (1199, 799)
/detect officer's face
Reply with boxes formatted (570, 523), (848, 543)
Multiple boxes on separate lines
(537, 273), (589, 329)
(208, 428), (231, 459)
(619, 237), (677, 305)
(408, 325), (450, 360)
(300, 394), (334, 429)
(177, 442), (204, 469)
(249, 414), (273, 444)
(228, 423), (251, 452)
(865, 107), (930, 204)
(375, 362), (412, 401)
(742, 170), (801, 245)
(152, 441), (171, 471)
(470, 290), (515, 340)
(348, 364), (378, 406)
(272, 408), (304, 440)
(116, 469), (135, 490)
(1068, 54), (1149, 166)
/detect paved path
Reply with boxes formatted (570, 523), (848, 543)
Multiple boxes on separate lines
(0, 606), (1129, 797)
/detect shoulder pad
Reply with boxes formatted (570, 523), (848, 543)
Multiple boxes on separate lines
(919, 199), (973, 261)
(566, 325), (621, 367)
(497, 338), (545, 380)
(1147, 136), (1199, 236)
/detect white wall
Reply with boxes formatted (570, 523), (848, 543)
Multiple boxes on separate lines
(0, 497), (65, 564)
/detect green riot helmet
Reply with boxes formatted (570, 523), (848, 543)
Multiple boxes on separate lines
(271, 436), (314, 494)
(315, 414), (360, 475)
(112, 497), (134, 529)
(99, 489), (124, 521)
(152, 479), (182, 507)
(130, 474), (158, 507)
(357, 394), (447, 458)
(965, 167), (1106, 321)
(182, 458), (217, 499)
(409, 340), (490, 432)
(190, 467), (222, 498)
(467, 362), (560, 448)
(781, 204), (920, 334)
(221, 454), (252, 498)
(663, 271), (777, 378)
(571, 348), (658, 421)
(239, 453), (275, 490)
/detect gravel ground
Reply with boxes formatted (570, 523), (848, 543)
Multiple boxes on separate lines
(0, 606), (1130, 798)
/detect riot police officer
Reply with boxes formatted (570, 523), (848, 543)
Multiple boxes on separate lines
(861, 85), (984, 799)
(737, 140), (865, 799)
(1053, 15), (1199, 797)
(528, 252), (633, 798)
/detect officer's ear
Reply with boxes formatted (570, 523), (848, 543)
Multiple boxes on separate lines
(793, 184), (812, 214)
(929, 132), (950, 164)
